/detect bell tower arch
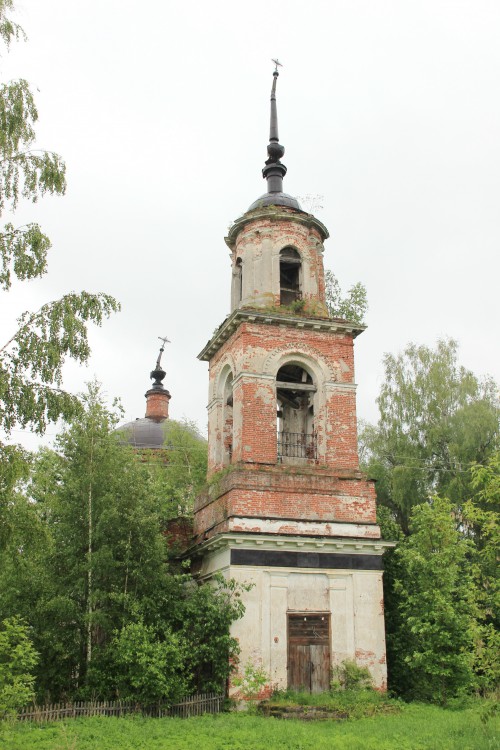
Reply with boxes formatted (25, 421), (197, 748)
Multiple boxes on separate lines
(193, 65), (393, 694)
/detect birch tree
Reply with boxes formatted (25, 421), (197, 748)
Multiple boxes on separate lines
(23, 383), (169, 697)
(361, 339), (499, 533)
(0, 0), (119, 437)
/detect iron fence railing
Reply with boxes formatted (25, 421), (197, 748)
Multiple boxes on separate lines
(277, 431), (317, 459)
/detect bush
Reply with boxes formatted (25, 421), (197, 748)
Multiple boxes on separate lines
(0, 617), (39, 720)
(111, 621), (188, 705)
(330, 660), (373, 691)
(232, 661), (270, 701)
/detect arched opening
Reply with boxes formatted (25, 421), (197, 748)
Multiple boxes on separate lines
(222, 372), (234, 465)
(276, 363), (316, 462)
(235, 258), (242, 305)
(231, 257), (243, 310)
(280, 247), (302, 306)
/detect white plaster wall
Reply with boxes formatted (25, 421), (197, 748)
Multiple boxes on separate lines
(228, 518), (380, 539)
(206, 397), (222, 468)
(353, 572), (387, 688)
(198, 547), (231, 577)
(228, 564), (387, 693)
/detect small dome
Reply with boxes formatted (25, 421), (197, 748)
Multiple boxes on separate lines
(115, 418), (169, 449)
(115, 418), (206, 450)
(247, 192), (302, 212)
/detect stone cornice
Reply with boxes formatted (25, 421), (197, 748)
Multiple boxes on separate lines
(188, 532), (396, 560)
(232, 371), (275, 387)
(325, 381), (357, 392)
(225, 206), (329, 247)
(198, 309), (366, 361)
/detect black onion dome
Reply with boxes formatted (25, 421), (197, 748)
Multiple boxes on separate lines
(247, 191), (302, 212)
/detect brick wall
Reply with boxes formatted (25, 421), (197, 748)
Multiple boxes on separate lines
(196, 204), (377, 545)
(193, 464), (377, 541)
(207, 322), (360, 474)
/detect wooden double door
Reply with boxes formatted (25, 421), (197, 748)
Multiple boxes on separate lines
(287, 613), (331, 693)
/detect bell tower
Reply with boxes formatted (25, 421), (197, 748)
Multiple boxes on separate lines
(193, 66), (392, 693)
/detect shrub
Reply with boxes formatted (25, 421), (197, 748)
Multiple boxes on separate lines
(330, 660), (373, 691)
(232, 661), (270, 701)
(0, 617), (39, 720)
(111, 621), (188, 705)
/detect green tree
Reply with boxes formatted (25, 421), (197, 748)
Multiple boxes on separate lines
(387, 497), (477, 702)
(111, 621), (188, 705)
(0, 0), (119, 437)
(0, 616), (39, 719)
(111, 575), (246, 702)
(0, 385), (243, 702)
(362, 339), (498, 533)
(324, 269), (367, 324)
(25, 384), (170, 698)
(0, 441), (31, 547)
(171, 574), (246, 694)
(146, 419), (207, 524)
(462, 452), (500, 692)
(0, 384), (167, 698)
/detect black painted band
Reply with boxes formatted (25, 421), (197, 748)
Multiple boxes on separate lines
(230, 549), (383, 570)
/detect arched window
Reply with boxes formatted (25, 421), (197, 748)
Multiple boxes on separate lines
(222, 372), (234, 465)
(235, 258), (242, 305)
(231, 258), (243, 310)
(276, 363), (316, 461)
(279, 247), (301, 306)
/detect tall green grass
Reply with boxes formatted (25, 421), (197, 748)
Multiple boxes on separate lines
(264, 687), (400, 718)
(1, 701), (498, 750)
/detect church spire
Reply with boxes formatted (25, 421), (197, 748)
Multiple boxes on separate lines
(262, 60), (287, 193)
(145, 337), (171, 421)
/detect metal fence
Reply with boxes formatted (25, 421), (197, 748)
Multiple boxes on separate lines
(278, 431), (317, 459)
(16, 692), (224, 723)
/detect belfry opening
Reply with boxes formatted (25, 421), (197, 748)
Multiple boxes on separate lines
(279, 247), (302, 305)
(276, 363), (316, 463)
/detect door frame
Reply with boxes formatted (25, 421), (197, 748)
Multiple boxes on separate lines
(287, 611), (331, 692)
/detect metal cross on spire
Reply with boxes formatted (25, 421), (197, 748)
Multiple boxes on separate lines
(156, 335), (171, 369)
(272, 58), (283, 72)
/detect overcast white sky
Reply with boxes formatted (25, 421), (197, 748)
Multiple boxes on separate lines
(3, 0), (499, 449)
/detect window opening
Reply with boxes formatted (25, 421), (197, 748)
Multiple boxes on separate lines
(276, 364), (316, 461)
(222, 373), (233, 464)
(280, 247), (301, 306)
(235, 258), (242, 305)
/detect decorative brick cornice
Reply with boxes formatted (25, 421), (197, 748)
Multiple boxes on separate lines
(198, 309), (366, 361)
(225, 205), (329, 248)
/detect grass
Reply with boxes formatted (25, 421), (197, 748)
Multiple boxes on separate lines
(0, 701), (498, 750)
(263, 687), (400, 718)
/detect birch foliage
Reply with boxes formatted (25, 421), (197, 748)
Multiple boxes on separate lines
(0, 0), (119, 436)
(361, 339), (499, 532)
(324, 269), (368, 324)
